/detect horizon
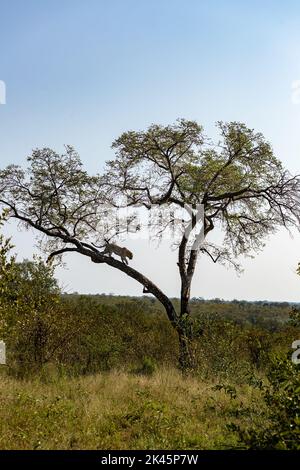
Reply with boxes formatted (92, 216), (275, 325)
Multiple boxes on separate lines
(62, 291), (300, 305)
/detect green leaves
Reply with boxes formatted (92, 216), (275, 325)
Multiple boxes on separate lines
(0, 210), (16, 296)
(233, 355), (300, 449)
(0, 118), (298, 272)
(104, 119), (300, 267)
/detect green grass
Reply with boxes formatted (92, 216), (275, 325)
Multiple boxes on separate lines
(0, 367), (266, 450)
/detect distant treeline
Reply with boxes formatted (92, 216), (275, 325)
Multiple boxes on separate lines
(1, 257), (298, 379)
(64, 293), (293, 331)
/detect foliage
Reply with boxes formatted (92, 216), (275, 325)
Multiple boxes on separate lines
(107, 120), (300, 263)
(1, 120), (300, 370)
(0, 210), (15, 296)
(0, 244), (299, 449)
(0, 225), (87, 376)
(230, 355), (300, 449)
(289, 307), (300, 327)
(133, 357), (157, 376)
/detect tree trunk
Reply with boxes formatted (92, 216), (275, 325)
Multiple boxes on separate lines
(177, 279), (197, 371)
(177, 328), (196, 371)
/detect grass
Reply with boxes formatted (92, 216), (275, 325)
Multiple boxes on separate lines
(0, 367), (266, 450)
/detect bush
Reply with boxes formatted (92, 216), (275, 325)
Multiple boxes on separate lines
(133, 357), (157, 376)
(232, 354), (300, 449)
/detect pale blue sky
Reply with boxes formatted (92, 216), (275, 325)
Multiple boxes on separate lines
(1, 0), (300, 300)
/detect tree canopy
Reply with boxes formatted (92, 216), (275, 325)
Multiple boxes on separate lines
(1, 119), (299, 369)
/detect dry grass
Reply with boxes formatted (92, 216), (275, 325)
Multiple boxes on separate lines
(0, 367), (265, 450)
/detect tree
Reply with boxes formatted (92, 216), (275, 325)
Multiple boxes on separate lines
(0, 210), (16, 336)
(0, 255), (88, 374)
(1, 120), (300, 370)
(0, 213), (84, 373)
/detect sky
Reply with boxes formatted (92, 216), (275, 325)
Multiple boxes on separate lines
(1, 0), (300, 301)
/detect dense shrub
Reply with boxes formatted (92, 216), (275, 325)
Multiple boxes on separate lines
(230, 354), (300, 449)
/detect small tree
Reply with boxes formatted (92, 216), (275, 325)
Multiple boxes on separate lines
(232, 355), (300, 449)
(1, 120), (300, 370)
(0, 210), (16, 338)
(0, 216), (83, 373)
(0, 257), (88, 374)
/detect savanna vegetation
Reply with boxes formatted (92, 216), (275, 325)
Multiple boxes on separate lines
(0, 217), (299, 449)
(0, 119), (300, 449)
(1, 120), (300, 370)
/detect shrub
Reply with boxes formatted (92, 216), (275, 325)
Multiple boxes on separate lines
(232, 354), (300, 449)
(133, 357), (157, 376)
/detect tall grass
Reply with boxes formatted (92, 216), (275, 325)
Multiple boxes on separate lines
(0, 367), (265, 450)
